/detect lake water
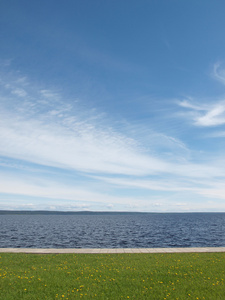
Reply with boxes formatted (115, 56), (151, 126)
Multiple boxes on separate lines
(0, 213), (225, 248)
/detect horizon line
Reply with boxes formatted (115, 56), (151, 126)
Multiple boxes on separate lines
(0, 210), (224, 214)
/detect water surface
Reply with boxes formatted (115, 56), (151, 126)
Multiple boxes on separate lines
(0, 213), (225, 248)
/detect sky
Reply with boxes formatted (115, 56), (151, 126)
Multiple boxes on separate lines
(1, 0), (225, 212)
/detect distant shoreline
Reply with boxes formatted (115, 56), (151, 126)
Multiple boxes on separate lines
(0, 210), (145, 215)
(0, 210), (224, 215)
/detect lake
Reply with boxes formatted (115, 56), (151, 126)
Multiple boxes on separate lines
(0, 212), (225, 248)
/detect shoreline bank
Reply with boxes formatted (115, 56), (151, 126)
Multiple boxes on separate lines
(1, 247), (225, 254)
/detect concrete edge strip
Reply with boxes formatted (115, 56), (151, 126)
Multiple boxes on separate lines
(1, 247), (225, 254)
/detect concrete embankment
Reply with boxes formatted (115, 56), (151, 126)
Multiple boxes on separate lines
(1, 247), (225, 254)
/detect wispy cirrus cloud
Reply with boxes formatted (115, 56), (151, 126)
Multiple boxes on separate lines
(0, 107), (169, 176)
(1, 67), (225, 211)
(177, 63), (225, 127)
(195, 102), (225, 127)
(0, 73), (223, 181)
(1, 88), (224, 180)
(213, 62), (225, 85)
(0, 173), (138, 206)
(178, 99), (225, 127)
(0, 69), (169, 177)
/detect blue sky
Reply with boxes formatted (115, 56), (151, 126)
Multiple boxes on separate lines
(1, 0), (225, 212)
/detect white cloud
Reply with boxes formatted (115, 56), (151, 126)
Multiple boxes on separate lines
(0, 71), (174, 177)
(195, 103), (225, 126)
(92, 176), (195, 192)
(93, 170), (225, 202)
(0, 172), (152, 207)
(178, 99), (225, 127)
(0, 108), (170, 176)
(213, 62), (225, 85)
(1, 96), (224, 180)
(177, 63), (225, 127)
(198, 188), (225, 200)
(2, 68), (225, 212)
(178, 99), (206, 111)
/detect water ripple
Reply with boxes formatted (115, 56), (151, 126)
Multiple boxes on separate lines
(0, 213), (225, 248)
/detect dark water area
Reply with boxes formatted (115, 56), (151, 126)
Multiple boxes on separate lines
(0, 213), (225, 248)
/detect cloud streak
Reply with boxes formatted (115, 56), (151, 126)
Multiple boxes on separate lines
(213, 62), (225, 85)
(0, 106), (169, 176)
(178, 99), (225, 127)
(1, 67), (225, 211)
(177, 64), (225, 127)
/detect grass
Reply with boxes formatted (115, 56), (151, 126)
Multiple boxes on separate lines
(0, 252), (225, 299)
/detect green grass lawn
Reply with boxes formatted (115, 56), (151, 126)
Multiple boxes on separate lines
(0, 252), (225, 299)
